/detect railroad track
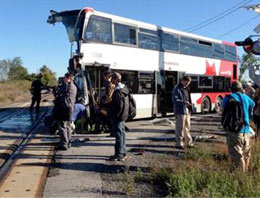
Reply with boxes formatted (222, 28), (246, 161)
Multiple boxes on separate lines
(0, 107), (51, 184)
(0, 93), (52, 123)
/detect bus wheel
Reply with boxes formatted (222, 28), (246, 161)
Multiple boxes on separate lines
(201, 97), (211, 113)
(215, 96), (222, 113)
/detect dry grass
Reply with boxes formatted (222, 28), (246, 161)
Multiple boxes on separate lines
(0, 80), (31, 107)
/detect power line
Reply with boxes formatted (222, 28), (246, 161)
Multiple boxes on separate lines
(184, 0), (253, 32)
(216, 15), (259, 39)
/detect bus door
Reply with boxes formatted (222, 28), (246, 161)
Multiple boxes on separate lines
(85, 65), (110, 105)
(156, 70), (178, 116)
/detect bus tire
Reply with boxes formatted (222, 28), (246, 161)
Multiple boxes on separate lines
(201, 97), (211, 113)
(215, 96), (222, 113)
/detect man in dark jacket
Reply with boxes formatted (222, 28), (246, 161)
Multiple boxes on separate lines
(30, 73), (44, 113)
(172, 75), (193, 149)
(55, 73), (77, 150)
(109, 72), (129, 161)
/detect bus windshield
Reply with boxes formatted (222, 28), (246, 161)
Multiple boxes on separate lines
(84, 15), (112, 43)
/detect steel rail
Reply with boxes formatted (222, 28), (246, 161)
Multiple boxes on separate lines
(0, 107), (51, 185)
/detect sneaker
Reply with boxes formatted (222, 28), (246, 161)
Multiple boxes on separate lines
(108, 155), (126, 161)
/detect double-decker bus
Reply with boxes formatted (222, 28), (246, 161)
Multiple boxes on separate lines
(47, 7), (238, 119)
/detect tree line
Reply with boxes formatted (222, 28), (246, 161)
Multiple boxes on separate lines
(0, 57), (57, 86)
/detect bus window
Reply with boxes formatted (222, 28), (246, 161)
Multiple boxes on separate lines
(161, 33), (179, 52)
(225, 45), (237, 62)
(198, 76), (213, 88)
(225, 77), (231, 92)
(114, 23), (137, 45)
(233, 64), (237, 80)
(190, 76), (199, 93)
(213, 44), (225, 59)
(213, 76), (225, 92)
(137, 72), (155, 94)
(85, 15), (112, 43)
(138, 33), (159, 50)
(116, 70), (138, 93)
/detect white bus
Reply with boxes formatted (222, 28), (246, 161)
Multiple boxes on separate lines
(48, 7), (238, 119)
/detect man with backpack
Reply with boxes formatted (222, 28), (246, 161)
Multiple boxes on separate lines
(222, 80), (255, 172)
(108, 72), (130, 161)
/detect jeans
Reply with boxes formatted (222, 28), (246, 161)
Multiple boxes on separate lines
(112, 120), (126, 157)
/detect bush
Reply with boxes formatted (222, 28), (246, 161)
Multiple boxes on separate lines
(153, 143), (260, 197)
(0, 80), (31, 105)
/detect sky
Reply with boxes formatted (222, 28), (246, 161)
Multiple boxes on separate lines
(0, 0), (260, 77)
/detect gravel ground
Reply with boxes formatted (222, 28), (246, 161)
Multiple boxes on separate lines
(43, 114), (224, 197)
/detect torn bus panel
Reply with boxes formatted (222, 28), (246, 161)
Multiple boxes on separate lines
(47, 9), (81, 42)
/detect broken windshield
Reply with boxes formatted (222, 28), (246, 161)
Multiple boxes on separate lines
(47, 10), (83, 42)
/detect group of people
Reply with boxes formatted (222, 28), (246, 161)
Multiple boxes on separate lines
(31, 70), (260, 168)
(172, 75), (260, 172)
(34, 71), (129, 161)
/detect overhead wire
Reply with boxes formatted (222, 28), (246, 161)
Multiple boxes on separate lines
(184, 0), (253, 32)
(216, 15), (259, 39)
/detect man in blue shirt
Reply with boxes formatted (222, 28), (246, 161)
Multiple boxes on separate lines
(72, 102), (87, 133)
(222, 80), (255, 172)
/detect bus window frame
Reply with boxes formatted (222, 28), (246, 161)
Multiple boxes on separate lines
(83, 15), (113, 44)
(198, 75), (213, 89)
(113, 22), (138, 47)
(161, 31), (180, 53)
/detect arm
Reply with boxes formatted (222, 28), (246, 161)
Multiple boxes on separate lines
(172, 87), (184, 105)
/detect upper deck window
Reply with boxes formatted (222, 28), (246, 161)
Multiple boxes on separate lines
(84, 15), (112, 43)
(114, 23), (137, 45)
(213, 44), (225, 59)
(138, 28), (158, 50)
(225, 45), (237, 62)
(161, 33), (179, 52)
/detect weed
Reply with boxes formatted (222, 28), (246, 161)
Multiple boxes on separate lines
(152, 141), (260, 197)
(123, 165), (134, 196)
(135, 167), (143, 181)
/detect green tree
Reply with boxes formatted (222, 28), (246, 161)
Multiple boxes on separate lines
(239, 53), (259, 81)
(39, 65), (57, 86)
(7, 57), (29, 81)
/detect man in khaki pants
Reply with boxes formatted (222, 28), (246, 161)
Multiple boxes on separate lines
(172, 75), (193, 149)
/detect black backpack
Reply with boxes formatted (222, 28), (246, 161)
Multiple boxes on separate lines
(221, 93), (245, 132)
(127, 94), (136, 121)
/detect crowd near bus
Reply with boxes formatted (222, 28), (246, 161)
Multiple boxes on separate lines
(43, 7), (260, 167)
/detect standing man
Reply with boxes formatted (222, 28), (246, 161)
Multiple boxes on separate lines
(172, 75), (193, 149)
(109, 72), (129, 161)
(54, 73), (77, 150)
(222, 81), (255, 172)
(30, 73), (44, 113)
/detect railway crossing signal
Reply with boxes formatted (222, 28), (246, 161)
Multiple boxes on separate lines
(235, 36), (260, 55)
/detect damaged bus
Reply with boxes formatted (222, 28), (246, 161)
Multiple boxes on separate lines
(47, 7), (238, 119)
